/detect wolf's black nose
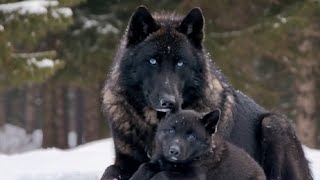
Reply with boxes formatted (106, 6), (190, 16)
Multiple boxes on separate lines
(169, 145), (180, 157)
(160, 95), (176, 109)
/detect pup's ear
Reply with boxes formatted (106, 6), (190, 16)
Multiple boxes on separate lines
(200, 109), (221, 134)
(177, 7), (204, 49)
(127, 6), (159, 47)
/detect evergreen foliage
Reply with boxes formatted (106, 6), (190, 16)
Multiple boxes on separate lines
(0, 0), (81, 88)
(0, 0), (319, 146)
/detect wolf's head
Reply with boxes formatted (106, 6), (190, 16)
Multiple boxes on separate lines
(155, 109), (221, 163)
(118, 6), (207, 112)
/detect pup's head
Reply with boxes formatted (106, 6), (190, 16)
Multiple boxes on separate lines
(155, 109), (221, 163)
(118, 6), (207, 112)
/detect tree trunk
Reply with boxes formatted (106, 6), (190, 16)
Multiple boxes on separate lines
(67, 86), (78, 147)
(54, 83), (68, 149)
(295, 59), (317, 148)
(0, 90), (5, 127)
(76, 88), (84, 145)
(25, 85), (36, 134)
(42, 82), (69, 149)
(83, 85), (101, 142)
(42, 82), (56, 148)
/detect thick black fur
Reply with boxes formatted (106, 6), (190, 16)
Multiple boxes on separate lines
(101, 6), (313, 180)
(130, 109), (266, 180)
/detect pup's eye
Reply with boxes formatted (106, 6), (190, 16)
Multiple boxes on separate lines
(177, 61), (184, 67)
(187, 134), (196, 141)
(149, 58), (157, 65)
(169, 129), (175, 134)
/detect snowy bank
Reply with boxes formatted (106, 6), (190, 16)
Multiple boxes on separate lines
(0, 0), (58, 15)
(304, 146), (320, 179)
(0, 138), (319, 180)
(0, 139), (114, 180)
(0, 124), (42, 154)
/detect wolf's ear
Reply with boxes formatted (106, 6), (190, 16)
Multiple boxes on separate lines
(127, 6), (159, 47)
(177, 8), (204, 49)
(200, 109), (221, 134)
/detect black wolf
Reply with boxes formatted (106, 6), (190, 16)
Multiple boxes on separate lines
(101, 6), (312, 180)
(130, 109), (266, 180)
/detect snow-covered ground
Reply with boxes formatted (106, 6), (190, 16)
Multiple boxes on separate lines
(0, 124), (42, 154)
(0, 139), (318, 180)
(0, 124), (319, 180)
(0, 139), (114, 180)
(306, 146), (320, 180)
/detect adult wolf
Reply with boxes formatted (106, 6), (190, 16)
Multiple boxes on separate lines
(101, 6), (312, 180)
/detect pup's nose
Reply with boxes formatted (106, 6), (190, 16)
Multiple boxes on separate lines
(160, 95), (176, 109)
(169, 145), (180, 157)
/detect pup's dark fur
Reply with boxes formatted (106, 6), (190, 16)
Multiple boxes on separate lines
(130, 109), (266, 180)
(101, 6), (312, 180)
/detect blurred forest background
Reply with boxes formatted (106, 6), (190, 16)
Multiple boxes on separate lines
(0, 0), (319, 153)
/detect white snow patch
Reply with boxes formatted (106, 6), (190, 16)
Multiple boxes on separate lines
(304, 146), (320, 179)
(0, 124), (42, 154)
(68, 131), (77, 148)
(52, 7), (73, 18)
(273, 22), (280, 29)
(81, 17), (118, 34)
(0, 139), (114, 180)
(0, 0), (59, 15)
(280, 17), (287, 24)
(55, 7), (72, 17)
(28, 58), (59, 68)
(0, 24), (4, 31)
(83, 19), (99, 29)
(32, 129), (43, 146)
(277, 15), (287, 24)
(97, 24), (119, 34)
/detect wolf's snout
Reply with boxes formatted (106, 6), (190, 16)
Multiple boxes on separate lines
(160, 95), (176, 109)
(169, 145), (180, 157)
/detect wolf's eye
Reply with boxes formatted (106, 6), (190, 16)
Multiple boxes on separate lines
(187, 134), (196, 141)
(177, 61), (184, 67)
(149, 58), (157, 65)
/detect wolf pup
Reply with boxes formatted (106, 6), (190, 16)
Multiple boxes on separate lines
(101, 6), (312, 180)
(130, 109), (266, 180)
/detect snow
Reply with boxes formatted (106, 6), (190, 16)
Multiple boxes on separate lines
(81, 17), (119, 34)
(0, 0), (59, 15)
(83, 19), (99, 29)
(28, 58), (59, 68)
(52, 8), (73, 18)
(0, 24), (4, 31)
(304, 146), (320, 179)
(0, 124), (42, 154)
(273, 22), (280, 29)
(97, 24), (119, 34)
(68, 131), (77, 148)
(0, 139), (114, 180)
(0, 124), (319, 180)
(277, 15), (287, 24)
(0, 139), (318, 180)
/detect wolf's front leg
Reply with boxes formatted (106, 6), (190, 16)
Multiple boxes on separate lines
(129, 162), (160, 180)
(101, 152), (142, 180)
(261, 114), (313, 180)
